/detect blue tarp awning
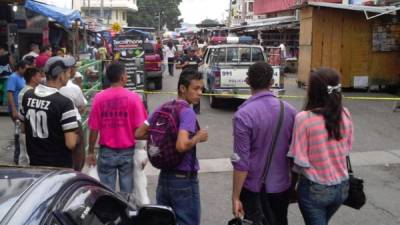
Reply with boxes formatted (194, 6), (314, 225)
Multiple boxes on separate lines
(24, 0), (82, 28)
(123, 29), (153, 40)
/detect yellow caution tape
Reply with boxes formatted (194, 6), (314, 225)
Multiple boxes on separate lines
(135, 90), (400, 101)
(81, 89), (400, 101)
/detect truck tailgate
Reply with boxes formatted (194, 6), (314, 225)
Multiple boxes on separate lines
(219, 65), (249, 89)
(218, 64), (282, 89)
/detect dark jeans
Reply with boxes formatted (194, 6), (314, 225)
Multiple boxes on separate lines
(168, 57), (175, 76)
(156, 171), (201, 225)
(298, 177), (349, 225)
(240, 187), (291, 225)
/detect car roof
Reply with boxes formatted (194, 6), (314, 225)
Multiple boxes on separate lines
(0, 166), (98, 225)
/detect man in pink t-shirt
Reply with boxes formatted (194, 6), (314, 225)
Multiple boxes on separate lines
(35, 45), (52, 69)
(87, 63), (147, 193)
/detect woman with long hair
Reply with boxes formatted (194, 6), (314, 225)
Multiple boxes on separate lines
(288, 68), (353, 225)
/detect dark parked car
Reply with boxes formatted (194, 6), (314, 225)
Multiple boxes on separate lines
(0, 166), (176, 225)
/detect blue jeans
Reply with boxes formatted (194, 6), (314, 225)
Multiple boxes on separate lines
(97, 147), (134, 194)
(156, 171), (201, 225)
(298, 177), (349, 225)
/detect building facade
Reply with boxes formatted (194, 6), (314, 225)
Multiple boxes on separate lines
(231, 0), (256, 26)
(79, 0), (138, 26)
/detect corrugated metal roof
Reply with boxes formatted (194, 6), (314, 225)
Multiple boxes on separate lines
(231, 16), (298, 30)
(308, 1), (398, 13)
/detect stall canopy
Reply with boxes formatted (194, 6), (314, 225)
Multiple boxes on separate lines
(24, 0), (82, 28)
(123, 29), (153, 40)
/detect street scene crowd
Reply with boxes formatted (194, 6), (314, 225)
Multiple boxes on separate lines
(0, 0), (400, 225)
(3, 40), (360, 225)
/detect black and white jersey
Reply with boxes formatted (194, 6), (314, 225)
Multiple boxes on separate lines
(20, 84), (78, 168)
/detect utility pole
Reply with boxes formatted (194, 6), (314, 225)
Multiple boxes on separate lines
(157, 10), (162, 36)
(100, 0), (104, 21)
(88, 0), (91, 17)
(228, 0), (233, 28)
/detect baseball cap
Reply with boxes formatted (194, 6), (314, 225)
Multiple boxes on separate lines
(43, 56), (76, 78)
(74, 71), (83, 79)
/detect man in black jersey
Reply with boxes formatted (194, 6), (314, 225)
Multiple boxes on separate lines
(19, 56), (79, 168)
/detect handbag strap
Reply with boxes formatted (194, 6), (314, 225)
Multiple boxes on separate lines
(346, 156), (354, 175)
(260, 100), (285, 188)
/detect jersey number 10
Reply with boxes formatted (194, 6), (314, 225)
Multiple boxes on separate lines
(26, 109), (49, 138)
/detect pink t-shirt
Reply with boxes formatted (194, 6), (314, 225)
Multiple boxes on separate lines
(287, 108), (353, 185)
(89, 87), (147, 149)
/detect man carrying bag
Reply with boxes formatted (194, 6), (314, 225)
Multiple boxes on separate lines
(231, 62), (297, 225)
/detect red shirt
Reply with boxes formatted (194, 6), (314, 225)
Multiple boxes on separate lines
(36, 53), (50, 68)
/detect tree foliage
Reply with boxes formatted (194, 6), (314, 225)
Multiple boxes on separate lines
(127, 0), (183, 31)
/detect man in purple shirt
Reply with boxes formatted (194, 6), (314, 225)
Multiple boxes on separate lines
(231, 62), (297, 225)
(136, 69), (208, 225)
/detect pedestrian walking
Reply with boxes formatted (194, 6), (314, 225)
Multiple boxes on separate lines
(17, 67), (45, 164)
(7, 60), (29, 121)
(35, 45), (52, 69)
(176, 46), (203, 114)
(86, 62), (147, 194)
(22, 43), (40, 60)
(135, 69), (208, 225)
(7, 60), (29, 164)
(97, 43), (109, 61)
(89, 41), (98, 60)
(60, 62), (88, 171)
(19, 56), (79, 168)
(0, 45), (12, 77)
(287, 68), (353, 225)
(231, 62), (297, 225)
(72, 71), (84, 89)
(165, 41), (176, 76)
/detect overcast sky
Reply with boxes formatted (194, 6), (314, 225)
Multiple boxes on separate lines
(179, 0), (230, 25)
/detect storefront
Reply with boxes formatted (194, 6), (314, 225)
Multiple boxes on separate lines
(298, 2), (400, 89)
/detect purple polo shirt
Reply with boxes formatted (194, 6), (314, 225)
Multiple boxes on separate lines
(232, 91), (296, 193)
(149, 100), (199, 171)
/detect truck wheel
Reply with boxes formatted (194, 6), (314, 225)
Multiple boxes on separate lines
(209, 95), (221, 108)
(155, 77), (163, 90)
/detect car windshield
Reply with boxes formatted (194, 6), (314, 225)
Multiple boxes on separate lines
(0, 168), (46, 221)
(225, 47), (263, 63)
(0, 173), (36, 221)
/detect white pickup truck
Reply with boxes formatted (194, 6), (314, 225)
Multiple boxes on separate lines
(199, 44), (284, 108)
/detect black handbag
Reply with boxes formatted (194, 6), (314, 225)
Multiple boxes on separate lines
(343, 156), (366, 210)
(228, 218), (255, 225)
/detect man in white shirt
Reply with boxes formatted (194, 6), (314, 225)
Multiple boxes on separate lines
(22, 44), (40, 60)
(59, 60), (87, 171)
(164, 41), (176, 76)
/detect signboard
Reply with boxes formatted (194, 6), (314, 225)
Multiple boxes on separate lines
(113, 34), (146, 88)
(113, 39), (144, 53)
